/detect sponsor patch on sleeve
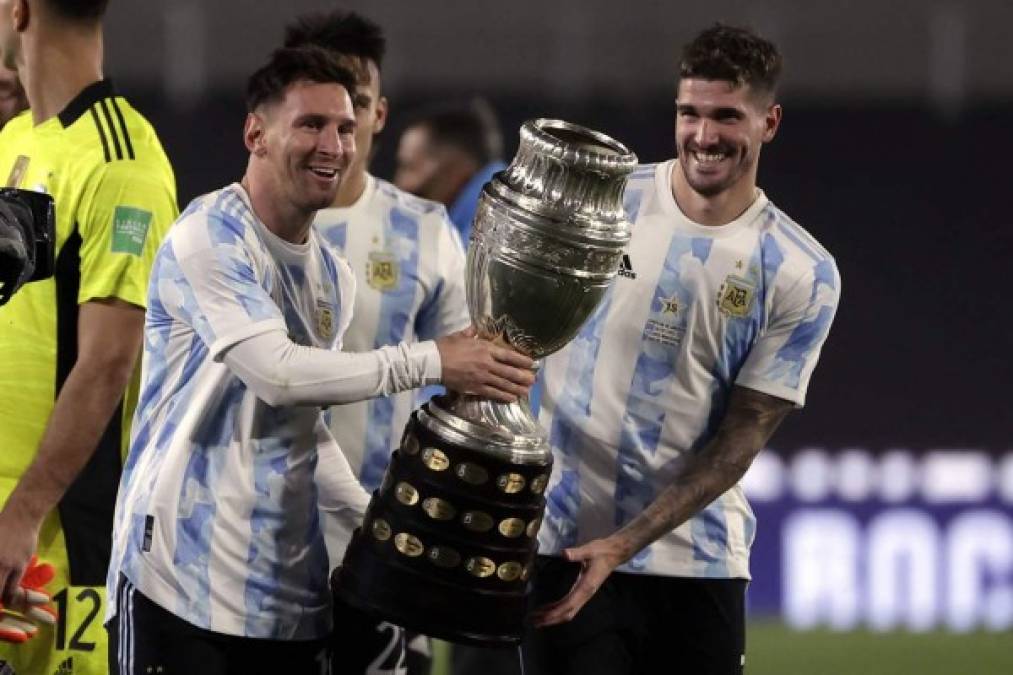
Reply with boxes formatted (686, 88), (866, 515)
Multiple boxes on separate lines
(111, 205), (152, 256)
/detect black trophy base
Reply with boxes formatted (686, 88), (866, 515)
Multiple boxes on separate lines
(334, 533), (528, 647)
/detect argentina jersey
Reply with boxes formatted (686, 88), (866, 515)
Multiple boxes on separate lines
(537, 160), (840, 580)
(313, 175), (469, 562)
(106, 183), (357, 640)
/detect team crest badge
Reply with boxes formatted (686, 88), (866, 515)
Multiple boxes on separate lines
(366, 251), (399, 292)
(316, 300), (335, 339)
(717, 275), (756, 317)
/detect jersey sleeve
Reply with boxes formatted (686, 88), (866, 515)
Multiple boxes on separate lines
(735, 258), (841, 406)
(156, 211), (287, 360)
(76, 159), (178, 308)
(414, 209), (471, 340)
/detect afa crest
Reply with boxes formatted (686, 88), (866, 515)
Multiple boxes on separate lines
(717, 275), (756, 318)
(366, 251), (399, 292)
(316, 301), (335, 339)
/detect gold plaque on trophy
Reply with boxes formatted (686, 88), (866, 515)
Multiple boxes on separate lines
(422, 497), (456, 521)
(496, 473), (526, 494)
(461, 510), (494, 533)
(498, 518), (526, 538)
(422, 448), (450, 471)
(465, 557), (496, 578)
(394, 532), (425, 557)
(395, 482), (420, 506)
(497, 562), (523, 582)
(427, 545), (462, 569)
(371, 518), (392, 542)
(455, 462), (489, 485)
(526, 517), (542, 538)
(530, 474), (549, 495)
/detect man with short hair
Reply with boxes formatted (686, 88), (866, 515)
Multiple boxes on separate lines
(104, 45), (533, 675)
(394, 98), (507, 243)
(525, 24), (841, 675)
(0, 1), (177, 672)
(284, 11), (471, 673)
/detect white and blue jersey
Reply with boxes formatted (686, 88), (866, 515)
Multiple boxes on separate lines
(106, 183), (357, 639)
(537, 160), (840, 579)
(313, 174), (469, 562)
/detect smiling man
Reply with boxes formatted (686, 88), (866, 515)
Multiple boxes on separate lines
(524, 24), (841, 675)
(102, 46), (533, 675)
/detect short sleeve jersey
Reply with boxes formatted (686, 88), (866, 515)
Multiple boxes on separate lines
(106, 184), (357, 640)
(537, 160), (841, 579)
(313, 175), (469, 556)
(0, 79), (177, 562)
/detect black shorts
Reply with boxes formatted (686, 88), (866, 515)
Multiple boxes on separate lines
(106, 575), (329, 675)
(330, 593), (432, 674)
(523, 556), (747, 675)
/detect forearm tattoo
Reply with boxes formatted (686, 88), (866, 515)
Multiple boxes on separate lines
(613, 386), (795, 561)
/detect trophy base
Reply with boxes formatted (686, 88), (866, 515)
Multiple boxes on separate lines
(334, 534), (528, 647)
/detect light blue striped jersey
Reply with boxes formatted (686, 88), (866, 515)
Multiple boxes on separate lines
(106, 183), (357, 639)
(313, 175), (469, 563)
(537, 160), (841, 579)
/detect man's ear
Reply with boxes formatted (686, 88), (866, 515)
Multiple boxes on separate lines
(12, 0), (29, 33)
(763, 103), (782, 143)
(373, 95), (389, 134)
(244, 112), (268, 156)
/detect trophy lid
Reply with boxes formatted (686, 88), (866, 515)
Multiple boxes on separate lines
(493, 119), (637, 232)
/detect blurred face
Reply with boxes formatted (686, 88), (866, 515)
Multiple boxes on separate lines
(394, 125), (441, 199)
(340, 56), (386, 179)
(247, 80), (357, 213)
(675, 78), (781, 197)
(0, 0), (22, 70)
(0, 64), (25, 127)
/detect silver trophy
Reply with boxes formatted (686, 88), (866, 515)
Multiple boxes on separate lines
(335, 119), (636, 645)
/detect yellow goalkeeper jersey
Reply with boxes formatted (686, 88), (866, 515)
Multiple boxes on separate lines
(0, 79), (177, 675)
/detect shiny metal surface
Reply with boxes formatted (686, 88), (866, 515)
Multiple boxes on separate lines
(432, 118), (636, 463)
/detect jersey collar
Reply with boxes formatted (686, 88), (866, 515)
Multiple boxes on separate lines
(58, 79), (116, 128)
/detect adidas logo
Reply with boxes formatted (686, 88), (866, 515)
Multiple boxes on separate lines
(618, 254), (637, 279)
(54, 657), (72, 675)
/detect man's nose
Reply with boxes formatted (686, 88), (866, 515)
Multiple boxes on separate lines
(694, 119), (719, 146)
(317, 127), (341, 157)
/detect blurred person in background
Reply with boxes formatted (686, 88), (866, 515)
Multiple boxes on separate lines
(284, 10), (471, 674)
(394, 98), (507, 244)
(103, 46), (533, 675)
(523, 24), (841, 675)
(0, 0), (177, 673)
(0, 64), (26, 127)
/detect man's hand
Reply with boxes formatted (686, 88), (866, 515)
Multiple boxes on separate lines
(0, 508), (41, 605)
(0, 555), (58, 643)
(530, 536), (629, 627)
(435, 327), (535, 402)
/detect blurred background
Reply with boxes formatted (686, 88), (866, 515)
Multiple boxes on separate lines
(101, 0), (1012, 672)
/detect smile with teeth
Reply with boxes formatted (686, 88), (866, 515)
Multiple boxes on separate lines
(692, 150), (728, 164)
(309, 166), (338, 178)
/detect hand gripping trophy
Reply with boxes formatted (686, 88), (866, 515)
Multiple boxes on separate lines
(335, 119), (636, 645)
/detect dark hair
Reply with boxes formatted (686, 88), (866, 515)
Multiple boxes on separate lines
(680, 24), (782, 99)
(405, 98), (503, 166)
(245, 46), (359, 113)
(283, 10), (386, 71)
(44, 0), (109, 21)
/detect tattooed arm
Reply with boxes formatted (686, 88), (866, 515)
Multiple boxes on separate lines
(532, 385), (794, 627)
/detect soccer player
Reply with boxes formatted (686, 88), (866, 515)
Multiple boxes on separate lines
(525, 24), (841, 675)
(393, 98), (507, 243)
(284, 11), (469, 672)
(104, 46), (533, 675)
(0, 1), (177, 673)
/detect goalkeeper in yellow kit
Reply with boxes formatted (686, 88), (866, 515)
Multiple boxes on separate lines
(0, 1), (177, 673)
